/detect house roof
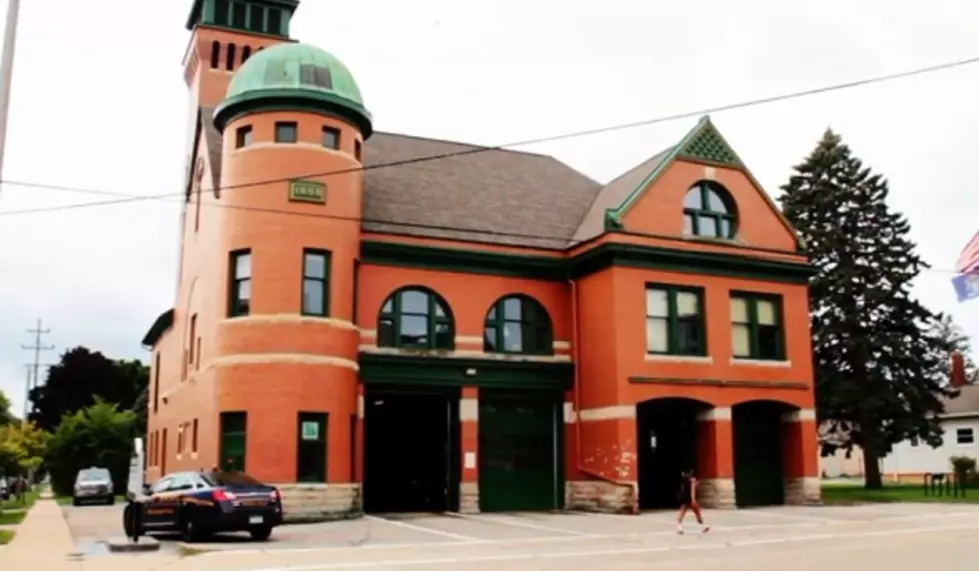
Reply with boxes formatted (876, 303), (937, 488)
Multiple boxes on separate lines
(942, 383), (979, 416)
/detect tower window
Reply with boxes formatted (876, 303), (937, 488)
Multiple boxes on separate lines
(275, 122), (298, 143)
(210, 41), (220, 69)
(241, 46), (252, 64)
(231, 2), (247, 28)
(235, 125), (252, 149)
(267, 9), (282, 35)
(226, 43), (237, 71)
(228, 250), (252, 317)
(214, 0), (229, 26)
(354, 140), (362, 161)
(321, 127), (340, 150)
(248, 4), (264, 32)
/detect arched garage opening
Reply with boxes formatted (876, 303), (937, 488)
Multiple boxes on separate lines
(732, 400), (797, 507)
(636, 397), (712, 510)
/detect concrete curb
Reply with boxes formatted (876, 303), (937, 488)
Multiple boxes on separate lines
(105, 536), (161, 553)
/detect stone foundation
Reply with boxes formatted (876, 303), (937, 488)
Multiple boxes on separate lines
(565, 480), (637, 514)
(697, 478), (735, 509)
(278, 483), (362, 523)
(459, 482), (479, 513)
(784, 477), (822, 505)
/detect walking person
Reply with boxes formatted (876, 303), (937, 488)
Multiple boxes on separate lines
(676, 469), (710, 534)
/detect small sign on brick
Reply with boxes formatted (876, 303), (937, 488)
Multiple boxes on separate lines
(289, 179), (326, 204)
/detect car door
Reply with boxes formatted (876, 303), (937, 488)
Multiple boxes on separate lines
(142, 477), (174, 529)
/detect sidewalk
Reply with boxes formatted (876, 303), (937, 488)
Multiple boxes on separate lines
(0, 497), (76, 566)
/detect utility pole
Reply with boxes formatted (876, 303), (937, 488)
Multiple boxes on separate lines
(0, 0), (21, 200)
(21, 318), (53, 417)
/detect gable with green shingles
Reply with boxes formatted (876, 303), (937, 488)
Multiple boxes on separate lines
(603, 116), (802, 251)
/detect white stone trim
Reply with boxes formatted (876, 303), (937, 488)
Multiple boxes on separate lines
(703, 166), (717, 180)
(697, 407), (731, 421)
(782, 408), (816, 422)
(553, 340), (572, 351)
(456, 335), (484, 345)
(220, 314), (358, 330)
(360, 329), (377, 341)
(644, 354), (713, 364)
(578, 405), (635, 422)
(564, 402), (576, 423)
(234, 141), (359, 162)
(730, 358), (792, 368)
(357, 345), (571, 363)
(357, 395), (365, 419)
(460, 397), (479, 421)
(211, 352), (359, 371)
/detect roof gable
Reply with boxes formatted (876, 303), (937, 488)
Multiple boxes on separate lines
(592, 116), (802, 251)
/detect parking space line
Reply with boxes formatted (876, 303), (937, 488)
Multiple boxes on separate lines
(732, 508), (839, 523)
(222, 521), (979, 570)
(446, 512), (597, 537)
(363, 515), (485, 542)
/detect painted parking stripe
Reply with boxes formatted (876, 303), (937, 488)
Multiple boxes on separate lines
(732, 508), (838, 523)
(446, 512), (597, 537)
(363, 515), (484, 542)
(212, 522), (979, 570)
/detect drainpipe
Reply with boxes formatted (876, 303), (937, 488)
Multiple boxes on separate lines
(569, 277), (637, 511)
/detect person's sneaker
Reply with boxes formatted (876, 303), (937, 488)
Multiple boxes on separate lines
(677, 525), (684, 535)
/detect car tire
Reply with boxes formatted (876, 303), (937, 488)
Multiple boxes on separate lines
(179, 512), (200, 543)
(106, 496), (115, 506)
(249, 526), (272, 541)
(72, 497), (80, 507)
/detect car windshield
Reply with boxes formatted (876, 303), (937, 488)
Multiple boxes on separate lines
(78, 469), (110, 482)
(200, 471), (264, 487)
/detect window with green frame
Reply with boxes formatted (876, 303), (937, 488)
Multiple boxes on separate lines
(301, 249), (330, 316)
(730, 292), (784, 360)
(296, 412), (327, 483)
(219, 411), (247, 472)
(682, 181), (737, 239)
(228, 249), (252, 317)
(483, 295), (554, 355)
(377, 287), (454, 350)
(645, 284), (706, 356)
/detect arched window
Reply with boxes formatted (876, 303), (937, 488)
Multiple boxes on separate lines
(241, 45), (252, 64)
(377, 287), (454, 350)
(210, 41), (221, 69)
(682, 181), (736, 239)
(483, 295), (553, 355)
(226, 43), (237, 71)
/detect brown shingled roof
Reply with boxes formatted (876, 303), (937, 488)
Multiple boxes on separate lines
(942, 383), (979, 416)
(361, 133), (601, 249)
(571, 147), (673, 244)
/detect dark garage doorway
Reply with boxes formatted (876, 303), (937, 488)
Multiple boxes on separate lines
(732, 400), (789, 507)
(363, 386), (460, 513)
(636, 397), (709, 510)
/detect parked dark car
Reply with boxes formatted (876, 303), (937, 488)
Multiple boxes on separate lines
(123, 470), (283, 542)
(73, 467), (115, 506)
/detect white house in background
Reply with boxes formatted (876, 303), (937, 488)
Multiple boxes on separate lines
(820, 384), (979, 480)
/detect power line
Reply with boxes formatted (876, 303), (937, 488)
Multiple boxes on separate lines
(1, 54), (977, 217)
(21, 318), (54, 418)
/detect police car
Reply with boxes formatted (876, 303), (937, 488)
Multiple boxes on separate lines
(124, 470), (283, 542)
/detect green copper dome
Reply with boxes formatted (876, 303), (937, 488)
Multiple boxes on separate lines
(213, 43), (372, 137)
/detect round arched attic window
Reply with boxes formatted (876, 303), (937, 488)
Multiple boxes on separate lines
(682, 181), (737, 239)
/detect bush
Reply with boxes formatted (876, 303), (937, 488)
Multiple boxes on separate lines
(949, 455), (978, 485)
(45, 400), (136, 497)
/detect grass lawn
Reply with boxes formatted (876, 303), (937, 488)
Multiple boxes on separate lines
(821, 483), (979, 504)
(0, 511), (26, 526)
(0, 529), (14, 545)
(1, 490), (40, 511)
(54, 495), (125, 506)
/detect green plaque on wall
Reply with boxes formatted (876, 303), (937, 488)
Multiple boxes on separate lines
(289, 179), (326, 204)
(301, 421), (320, 441)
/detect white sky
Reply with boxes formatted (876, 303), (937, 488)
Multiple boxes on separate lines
(0, 0), (976, 415)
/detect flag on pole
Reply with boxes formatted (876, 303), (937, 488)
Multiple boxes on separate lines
(953, 231), (979, 303)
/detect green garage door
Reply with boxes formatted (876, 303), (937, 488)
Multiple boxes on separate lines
(479, 391), (560, 512)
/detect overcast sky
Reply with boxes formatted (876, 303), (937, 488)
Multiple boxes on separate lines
(0, 0), (976, 415)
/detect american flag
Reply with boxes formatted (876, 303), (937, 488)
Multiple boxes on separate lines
(956, 230), (979, 274)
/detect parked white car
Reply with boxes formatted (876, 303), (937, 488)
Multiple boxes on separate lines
(73, 467), (114, 506)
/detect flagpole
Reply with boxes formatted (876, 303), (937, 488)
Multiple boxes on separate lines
(0, 0), (21, 200)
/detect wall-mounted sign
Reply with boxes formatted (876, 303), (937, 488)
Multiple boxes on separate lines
(289, 179), (326, 204)
(301, 421), (320, 441)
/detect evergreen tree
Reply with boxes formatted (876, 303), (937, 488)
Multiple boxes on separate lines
(779, 129), (955, 489)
